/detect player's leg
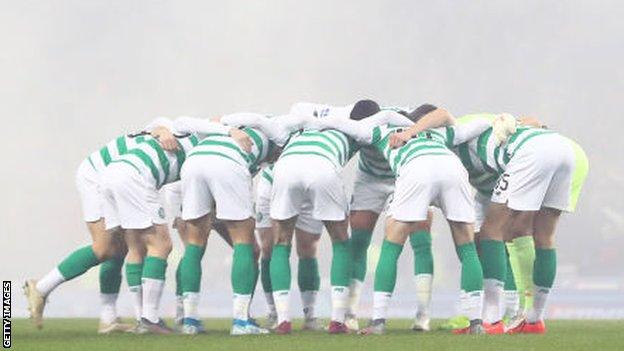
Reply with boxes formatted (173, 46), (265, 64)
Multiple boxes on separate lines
(25, 219), (117, 329)
(295, 227), (321, 330)
(435, 155), (484, 335)
(172, 217), (188, 328)
(308, 163), (351, 334)
(448, 220), (485, 335)
(257, 227), (276, 327)
(268, 157), (305, 334)
(98, 231), (133, 333)
(360, 219), (414, 335)
(225, 218), (268, 335)
(134, 224), (172, 329)
(504, 214), (535, 323)
(323, 219), (352, 334)
(124, 226), (147, 325)
(525, 208), (560, 328)
(408, 210), (434, 331)
(347, 210), (378, 330)
(270, 217), (297, 333)
(478, 202), (517, 330)
(178, 214), (211, 333)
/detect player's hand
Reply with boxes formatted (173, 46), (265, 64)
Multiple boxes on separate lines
(230, 128), (253, 152)
(151, 126), (179, 151)
(389, 130), (412, 149)
(492, 113), (518, 146)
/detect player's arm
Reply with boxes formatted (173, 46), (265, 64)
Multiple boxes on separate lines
(447, 119), (491, 146)
(143, 117), (179, 151)
(317, 116), (379, 144)
(174, 116), (253, 152)
(389, 106), (456, 148)
(519, 115), (548, 129)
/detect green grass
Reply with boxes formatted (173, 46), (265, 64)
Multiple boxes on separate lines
(10, 318), (624, 351)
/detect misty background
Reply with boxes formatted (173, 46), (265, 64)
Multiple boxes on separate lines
(1, 0), (622, 319)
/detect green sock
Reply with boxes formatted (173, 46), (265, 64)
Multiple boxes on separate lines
(373, 240), (403, 292)
(99, 257), (124, 294)
(261, 258), (272, 293)
(180, 244), (205, 293)
(512, 236), (536, 308)
(480, 239), (507, 282)
(457, 242), (483, 292)
(409, 230), (433, 275)
(175, 256), (183, 296)
(270, 244), (292, 291)
(350, 229), (373, 282)
(331, 239), (352, 287)
(504, 245), (517, 291)
(125, 262), (143, 289)
(298, 258), (320, 292)
(143, 256), (167, 280)
(57, 245), (100, 280)
(534, 248), (556, 288)
(232, 244), (255, 295)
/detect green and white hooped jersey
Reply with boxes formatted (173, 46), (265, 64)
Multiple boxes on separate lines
(88, 132), (200, 188)
(280, 129), (358, 169)
(371, 124), (456, 176)
(260, 164), (274, 184)
(454, 114), (556, 195)
(357, 107), (410, 179)
(188, 127), (272, 175)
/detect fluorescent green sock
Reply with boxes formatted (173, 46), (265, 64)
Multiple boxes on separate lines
(175, 256), (183, 296)
(180, 244), (205, 293)
(373, 240), (403, 292)
(350, 229), (373, 282)
(512, 235), (536, 309)
(125, 262), (143, 289)
(409, 230), (433, 275)
(57, 245), (100, 280)
(533, 248), (556, 288)
(480, 239), (507, 282)
(331, 240), (352, 287)
(143, 256), (167, 280)
(261, 258), (272, 293)
(99, 257), (124, 294)
(298, 258), (320, 292)
(270, 244), (292, 291)
(232, 244), (255, 295)
(456, 242), (483, 292)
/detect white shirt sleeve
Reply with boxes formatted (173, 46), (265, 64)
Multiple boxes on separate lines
(144, 116), (175, 132)
(449, 119), (491, 146)
(173, 116), (232, 136)
(319, 110), (414, 144)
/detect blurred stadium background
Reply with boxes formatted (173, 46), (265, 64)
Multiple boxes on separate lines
(1, 0), (622, 319)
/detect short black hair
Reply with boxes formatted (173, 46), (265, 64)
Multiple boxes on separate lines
(350, 99), (380, 120)
(407, 104), (438, 122)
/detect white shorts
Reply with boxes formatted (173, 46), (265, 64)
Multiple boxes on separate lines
(162, 182), (183, 219)
(270, 155), (348, 222)
(75, 159), (104, 222)
(350, 168), (395, 214)
(256, 172), (323, 234)
(101, 162), (167, 230)
(491, 134), (582, 212)
(389, 154), (475, 222)
(181, 155), (254, 221)
(474, 191), (490, 232)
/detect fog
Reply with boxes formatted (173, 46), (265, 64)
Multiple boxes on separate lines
(1, 0), (622, 318)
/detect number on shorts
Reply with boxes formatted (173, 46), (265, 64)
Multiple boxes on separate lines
(494, 173), (510, 195)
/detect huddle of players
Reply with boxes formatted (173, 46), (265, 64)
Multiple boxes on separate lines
(24, 99), (589, 336)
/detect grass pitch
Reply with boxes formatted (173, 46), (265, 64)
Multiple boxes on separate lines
(11, 318), (624, 351)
